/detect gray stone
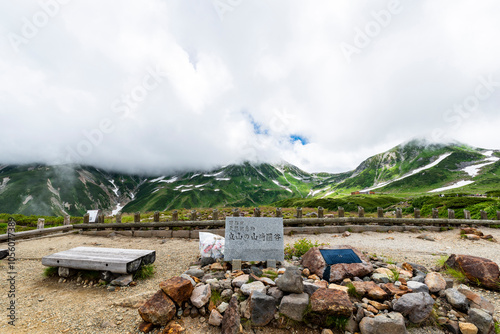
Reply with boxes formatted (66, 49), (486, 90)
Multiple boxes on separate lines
(232, 259), (241, 271)
(444, 288), (468, 312)
(224, 217), (284, 261)
(249, 291), (276, 326)
(303, 282), (320, 296)
(267, 287), (283, 304)
(221, 289), (233, 302)
(372, 273), (391, 284)
(190, 284), (211, 308)
(240, 281), (266, 296)
(180, 274), (196, 286)
(58, 267), (76, 278)
(201, 257), (216, 267)
(110, 274), (133, 287)
(276, 266), (304, 294)
(184, 267), (205, 278)
(208, 309), (223, 326)
(445, 278), (454, 289)
(393, 292), (435, 323)
(468, 308), (494, 334)
(406, 281), (429, 294)
(359, 312), (408, 334)
(232, 274), (249, 288)
(279, 293), (309, 322)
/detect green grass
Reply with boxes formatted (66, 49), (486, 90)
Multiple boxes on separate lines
(262, 269), (278, 280)
(495, 321), (499, 334)
(325, 315), (349, 331)
(81, 270), (101, 281)
(43, 266), (58, 277)
(347, 282), (362, 299)
(390, 268), (400, 282)
(134, 264), (155, 280)
(436, 256), (468, 284)
(284, 238), (328, 259)
(210, 290), (221, 305)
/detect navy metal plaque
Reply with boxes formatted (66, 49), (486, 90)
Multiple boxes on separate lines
(320, 249), (362, 265)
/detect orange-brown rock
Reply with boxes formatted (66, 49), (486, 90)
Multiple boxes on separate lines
(160, 321), (185, 334)
(445, 254), (500, 290)
(138, 290), (176, 326)
(159, 277), (194, 305)
(310, 288), (353, 317)
(383, 283), (411, 297)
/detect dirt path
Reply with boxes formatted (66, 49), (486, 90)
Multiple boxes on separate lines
(0, 228), (499, 334)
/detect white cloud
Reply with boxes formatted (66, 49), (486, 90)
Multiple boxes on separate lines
(0, 0), (499, 174)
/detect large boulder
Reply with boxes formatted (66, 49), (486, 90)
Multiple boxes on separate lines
(276, 266), (304, 294)
(445, 254), (500, 290)
(310, 288), (353, 318)
(279, 293), (310, 322)
(249, 291), (276, 327)
(222, 296), (240, 334)
(393, 292), (435, 324)
(302, 246), (373, 282)
(444, 288), (468, 312)
(138, 290), (176, 325)
(359, 312), (408, 334)
(159, 277), (194, 305)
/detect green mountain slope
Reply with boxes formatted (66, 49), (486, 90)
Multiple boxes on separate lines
(1, 138), (500, 216)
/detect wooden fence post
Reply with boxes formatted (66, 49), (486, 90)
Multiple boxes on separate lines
(213, 209), (219, 220)
(377, 207), (384, 218)
(37, 218), (45, 229)
(134, 212), (140, 223)
(276, 208), (282, 218)
(432, 208), (439, 219)
(414, 208), (421, 219)
(338, 207), (345, 218)
(83, 214), (90, 224)
(318, 207), (324, 218)
(172, 210), (178, 221)
(254, 207), (261, 217)
(154, 211), (160, 222)
(116, 213), (122, 223)
(396, 208), (402, 219)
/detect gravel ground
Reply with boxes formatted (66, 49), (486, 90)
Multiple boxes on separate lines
(0, 228), (499, 334)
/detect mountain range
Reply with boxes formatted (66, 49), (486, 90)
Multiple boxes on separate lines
(1, 138), (499, 216)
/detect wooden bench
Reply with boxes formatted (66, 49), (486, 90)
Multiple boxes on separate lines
(41, 247), (155, 274)
(0, 249), (8, 260)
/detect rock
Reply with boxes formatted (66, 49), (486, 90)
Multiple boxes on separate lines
(406, 281), (429, 294)
(58, 267), (76, 278)
(184, 267), (205, 278)
(368, 300), (390, 311)
(393, 292), (435, 323)
(162, 321), (184, 334)
(201, 257), (216, 267)
(416, 234), (435, 241)
(321, 329), (334, 334)
(425, 272), (447, 293)
(138, 321), (155, 333)
(310, 288), (353, 318)
(303, 268), (311, 276)
(458, 288), (495, 315)
(138, 290), (176, 326)
(232, 275), (249, 288)
(351, 281), (389, 300)
(328, 283), (349, 293)
(459, 322), (478, 334)
(445, 320), (460, 334)
(249, 291), (276, 326)
(258, 277), (276, 286)
(221, 296), (240, 334)
(267, 287), (283, 303)
(159, 277), (194, 305)
(279, 293), (309, 321)
(359, 312), (408, 334)
(211, 262), (224, 271)
(250, 266), (263, 276)
(208, 309), (223, 326)
(444, 288), (468, 312)
(217, 302), (229, 314)
(180, 274), (196, 286)
(445, 278), (454, 289)
(301, 246), (373, 282)
(190, 284), (211, 308)
(302, 281), (320, 295)
(468, 308), (494, 334)
(110, 274), (133, 287)
(372, 273), (391, 284)
(240, 281), (266, 296)
(221, 289), (233, 302)
(445, 254), (500, 290)
(466, 234), (481, 241)
(276, 266), (304, 294)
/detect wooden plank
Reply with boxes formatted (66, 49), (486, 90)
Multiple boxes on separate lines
(41, 247), (155, 274)
(0, 249), (8, 260)
(0, 225), (73, 242)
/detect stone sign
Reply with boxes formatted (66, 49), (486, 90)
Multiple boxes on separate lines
(224, 217), (284, 262)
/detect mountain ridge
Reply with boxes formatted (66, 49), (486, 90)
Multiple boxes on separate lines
(1, 138), (499, 216)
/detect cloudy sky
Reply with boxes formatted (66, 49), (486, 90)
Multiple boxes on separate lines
(1, 0), (500, 175)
